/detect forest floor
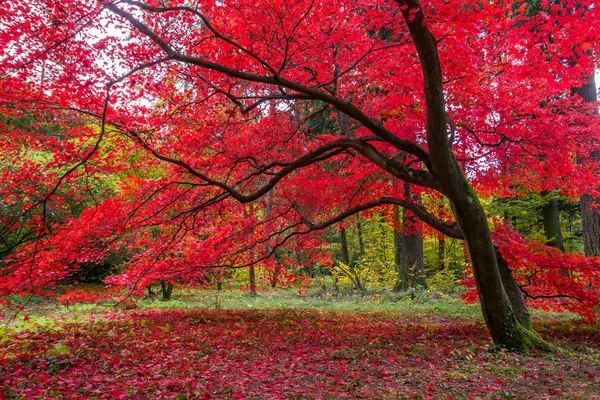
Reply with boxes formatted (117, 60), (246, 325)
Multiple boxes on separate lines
(1, 288), (599, 399)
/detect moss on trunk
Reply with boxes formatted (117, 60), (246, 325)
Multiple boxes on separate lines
(492, 311), (557, 353)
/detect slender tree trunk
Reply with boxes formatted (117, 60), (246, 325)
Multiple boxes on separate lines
(542, 194), (565, 252)
(393, 205), (409, 291)
(357, 220), (365, 259)
(248, 265), (256, 295)
(339, 227), (351, 266)
(399, 0), (551, 351)
(574, 73), (600, 256)
(402, 183), (427, 287)
(438, 202), (446, 270)
(247, 203), (256, 296)
(265, 191), (280, 288)
(438, 234), (445, 270)
(339, 226), (362, 291)
(270, 266), (279, 289)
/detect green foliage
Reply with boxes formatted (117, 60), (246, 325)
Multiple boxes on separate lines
(428, 268), (461, 292)
(48, 342), (71, 356)
(325, 216), (397, 291)
(301, 101), (339, 137)
(488, 191), (583, 253)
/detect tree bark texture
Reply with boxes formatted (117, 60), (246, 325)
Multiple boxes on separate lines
(160, 281), (173, 301)
(339, 227), (351, 266)
(542, 195), (565, 252)
(398, 0), (550, 351)
(495, 248), (531, 329)
(574, 74), (600, 256)
(581, 194), (600, 256)
(393, 205), (409, 291)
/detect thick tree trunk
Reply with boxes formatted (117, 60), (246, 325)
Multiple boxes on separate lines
(542, 194), (565, 252)
(495, 248), (531, 329)
(402, 183), (427, 287)
(160, 280), (173, 301)
(574, 74), (600, 256)
(399, 0), (551, 351)
(393, 205), (409, 291)
(581, 194), (600, 256)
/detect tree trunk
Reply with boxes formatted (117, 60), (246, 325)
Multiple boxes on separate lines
(246, 203), (257, 295)
(438, 234), (445, 270)
(495, 248), (531, 329)
(581, 194), (600, 256)
(265, 191), (280, 288)
(248, 265), (256, 295)
(160, 280), (173, 301)
(357, 220), (365, 259)
(399, 0), (551, 351)
(339, 226), (351, 266)
(402, 183), (427, 287)
(270, 265), (279, 289)
(393, 205), (409, 291)
(574, 73), (600, 256)
(339, 226), (362, 291)
(438, 202), (446, 270)
(542, 194), (565, 252)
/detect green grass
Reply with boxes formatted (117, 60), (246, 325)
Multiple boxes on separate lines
(139, 288), (480, 317)
(0, 286), (582, 333)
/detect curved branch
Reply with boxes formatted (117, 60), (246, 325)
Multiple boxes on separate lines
(347, 140), (443, 192)
(118, 0), (280, 76)
(104, 3), (433, 166)
(131, 132), (444, 202)
(167, 194), (462, 274)
(305, 197), (462, 239)
(130, 135), (357, 203)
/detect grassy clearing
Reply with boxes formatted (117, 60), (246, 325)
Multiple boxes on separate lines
(142, 289), (480, 316)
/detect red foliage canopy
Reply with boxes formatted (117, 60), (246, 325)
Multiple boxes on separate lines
(0, 0), (599, 315)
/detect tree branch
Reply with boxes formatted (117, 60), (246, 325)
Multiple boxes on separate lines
(104, 2), (433, 167)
